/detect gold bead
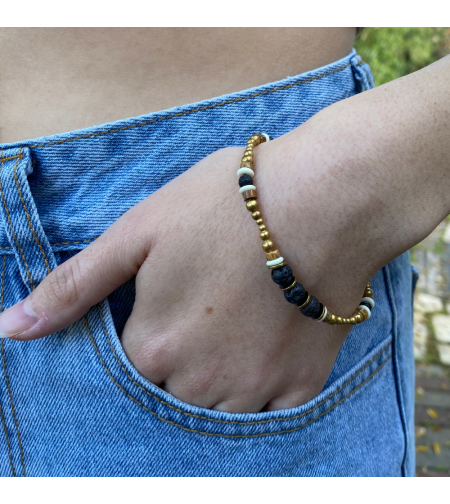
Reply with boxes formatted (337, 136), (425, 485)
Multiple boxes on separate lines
(242, 189), (257, 201)
(354, 314), (363, 324)
(259, 224), (266, 232)
(250, 135), (261, 144)
(262, 240), (274, 252)
(298, 293), (311, 309)
(316, 305), (327, 322)
(350, 317), (356, 325)
(336, 316), (343, 324)
(268, 262), (285, 269)
(242, 156), (253, 163)
(260, 230), (270, 241)
(240, 162), (252, 168)
(364, 288), (374, 298)
(265, 250), (280, 260)
(256, 218), (264, 225)
(246, 200), (258, 212)
(281, 279), (297, 291)
(358, 308), (368, 321)
(251, 211), (261, 220)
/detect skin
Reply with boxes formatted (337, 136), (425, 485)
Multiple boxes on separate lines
(0, 27), (356, 142)
(1, 29), (449, 413)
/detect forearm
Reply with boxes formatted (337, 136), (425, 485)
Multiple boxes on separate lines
(254, 56), (450, 313)
(317, 55), (450, 237)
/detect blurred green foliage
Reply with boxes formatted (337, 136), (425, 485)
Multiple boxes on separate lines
(354, 28), (450, 86)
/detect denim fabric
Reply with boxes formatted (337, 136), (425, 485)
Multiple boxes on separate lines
(0, 49), (414, 476)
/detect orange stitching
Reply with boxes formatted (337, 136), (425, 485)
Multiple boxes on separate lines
(0, 339), (26, 475)
(0, 154), (25, 163)
(0, 256), (16, 476)
(86, 310), (391, 438)
(0, 238), (97, 251)
(97, 304), (391, 427)
(27, 62), (351, 150)
(0, 153), (36, 290)
(0, 385), (15, 476)
(13, 150), (51, 275)
(0, 256), (26, 476)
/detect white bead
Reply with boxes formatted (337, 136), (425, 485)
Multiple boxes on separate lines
(316, 306), (328, 322)
(358, 305), (371, 319)
(237, 167), (255, 178)
(361, 297), (375, 309)
(239, 185), (256, 194)
(266, 257), (284, 267)
(261, 133), (270, 142)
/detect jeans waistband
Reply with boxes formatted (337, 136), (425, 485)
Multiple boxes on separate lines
(0, 49), (373, 261)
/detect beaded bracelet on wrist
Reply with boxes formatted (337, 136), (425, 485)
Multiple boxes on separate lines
(238, 133), (374, 325)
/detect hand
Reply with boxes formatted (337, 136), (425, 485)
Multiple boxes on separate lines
(1, 73), (445, 412)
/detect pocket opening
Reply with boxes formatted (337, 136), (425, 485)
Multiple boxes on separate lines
(86, 299), (393, 438)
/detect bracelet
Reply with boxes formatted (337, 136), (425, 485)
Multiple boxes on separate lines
(238, 133), (374, 325)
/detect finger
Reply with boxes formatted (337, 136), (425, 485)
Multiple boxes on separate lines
(0, 202), (153, 341)
(212, 394), (273, 414)
(263, 389), (317, 412)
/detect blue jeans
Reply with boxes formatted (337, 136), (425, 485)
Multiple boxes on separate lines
(0, 49), (415, 476)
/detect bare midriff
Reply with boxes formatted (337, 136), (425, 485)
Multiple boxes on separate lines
(0, 28), (356, 143)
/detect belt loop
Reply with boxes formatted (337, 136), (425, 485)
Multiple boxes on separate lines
(0, 148), (58, 293)
(351, 53), (375, 92)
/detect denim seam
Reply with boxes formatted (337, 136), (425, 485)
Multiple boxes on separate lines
(0, 154), (24, 163)
(0, 154), (28, 476)
(356, 60), (373, 89)
(0, 255), (16, 476)
(0, 238), (96, 250)
(100, 299), (392, 427)
(13, 149), (51, 275)
(0, 343), (26, 476)
(0, 153), (36, 289)
(0, 390), (15, 476)
(86, 308), (391, 438)
(383, 263), (409, 477)
(26, 62), (352, 150)
(95, 304), (391, 432)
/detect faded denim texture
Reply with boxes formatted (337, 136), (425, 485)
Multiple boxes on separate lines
(0, 49), (414, 476)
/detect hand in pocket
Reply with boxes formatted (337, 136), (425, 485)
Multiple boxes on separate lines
(2, 108), (412, 413)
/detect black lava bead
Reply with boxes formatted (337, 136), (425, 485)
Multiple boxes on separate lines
(284, 283), (308, 306)
(359, 301), (372, 310)
(300, 295), (322, 319)
(271, 265), (295, 289)
(238, 174), (253, 187)
(313, 303), (324, 320)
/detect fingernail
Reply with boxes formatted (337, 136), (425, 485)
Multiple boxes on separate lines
(0, 299), (39, 339)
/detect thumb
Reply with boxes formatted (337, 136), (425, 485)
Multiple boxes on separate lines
(0, 210), (152, 341)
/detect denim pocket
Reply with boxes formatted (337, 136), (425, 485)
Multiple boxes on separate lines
(80, 299), (407, 476)
(90, 297), (394, 440)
